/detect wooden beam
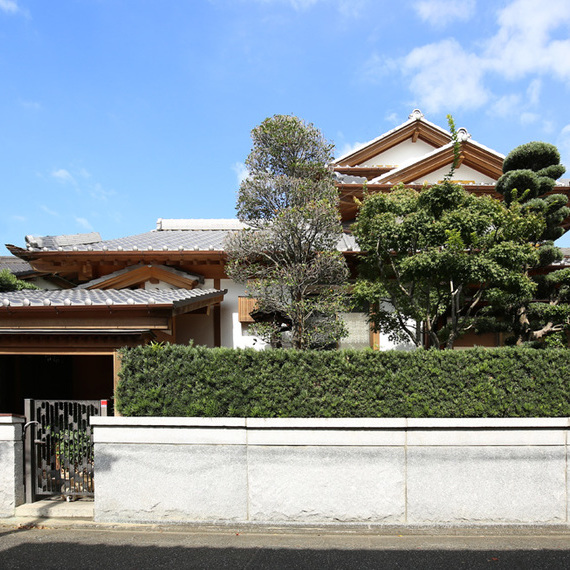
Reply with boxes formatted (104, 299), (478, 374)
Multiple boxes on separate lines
(214, 279), (221, 347)
(113, 351), (121, 416)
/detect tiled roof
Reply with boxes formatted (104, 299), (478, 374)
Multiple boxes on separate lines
(25, 232), (102, 250)
(0, 288), (225, 308)
(17, 219), (361, 253)
(0, 256), (36, 277)
(156, 219), (248, 230)
(22, 229), (232, 253)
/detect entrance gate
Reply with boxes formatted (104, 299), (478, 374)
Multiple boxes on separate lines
(24, 399), (104, 502)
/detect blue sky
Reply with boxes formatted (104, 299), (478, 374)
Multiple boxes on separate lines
(2, 0), (570, 254)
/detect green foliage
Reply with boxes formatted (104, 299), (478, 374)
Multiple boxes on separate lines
(353, 181), (542, 349)
(116, 344), (570, 418)
(484, 141), (570, 345)
(0, 269), (39, 292)
(226, 115), (349, 349)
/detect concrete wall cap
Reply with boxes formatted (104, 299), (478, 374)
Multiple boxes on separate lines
(91, 417), (246, 428)
(406, 418), (570, 429)
(245, 418), (407, 429)
(0, 416), (25, 424)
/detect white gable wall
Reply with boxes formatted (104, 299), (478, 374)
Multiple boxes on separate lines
(409, 164), (497, 185)
(360, 139), (436, 168)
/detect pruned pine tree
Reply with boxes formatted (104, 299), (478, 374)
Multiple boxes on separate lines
(480, 142), (570, 346)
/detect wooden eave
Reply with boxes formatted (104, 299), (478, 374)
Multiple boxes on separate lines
(5, 248), (228, 281)
(0, 330), (154, 354)
(333, 166), (392, 180)
(0, 304), (174, 330)
(333, 121), (451, 167)
(461, 141), (504, 180)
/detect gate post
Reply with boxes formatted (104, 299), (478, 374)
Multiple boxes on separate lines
(24, 399), (36, 504)
(0, 415), (25, 517)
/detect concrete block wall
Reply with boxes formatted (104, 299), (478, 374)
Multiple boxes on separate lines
(91, 417), (570, 526)
(0, 415), (25, 517)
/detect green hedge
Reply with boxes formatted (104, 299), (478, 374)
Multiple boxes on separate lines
(115, 344), (570, 418)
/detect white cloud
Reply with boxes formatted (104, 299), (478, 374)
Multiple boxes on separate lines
(337, 0), (366, 18)
(251, 0), (364, 16)
(75, 217), (93, 230)
(488, 94), (521, 118)
(0, 0), (20, 14)
(11, 215), (26, 222)
(527, 79), (541, 106)
(385, 112), (399, 125)
(414, 0), (476, 27)
(520, 112), (539, 126)
(19, 100), (41, 111)
(89, 182), (115, 201)
(288, 0), (319, 9)
(364, 0), (570, 114)
(484, 0), (570, 81)
(40, 205), (59, 217)
(402, 39), (490, 113)
(232, 162), (249, 185)
(360, 52), (397, 84)
(337, 141), (368, 159)
(557, 125), (570, 169)
(52, 169), (76, 185)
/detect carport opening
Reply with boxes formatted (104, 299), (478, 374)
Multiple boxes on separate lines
(0, 354), (114, 415)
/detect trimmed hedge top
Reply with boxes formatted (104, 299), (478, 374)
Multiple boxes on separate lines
(116, 345), (570, 418)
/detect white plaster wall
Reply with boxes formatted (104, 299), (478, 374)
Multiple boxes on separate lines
(0, 417), (25, 517)
(143, 279), (179, 290)
(220, 279), (265, 349)
(30, 277), (62, 290)
(361, 139), (435, 168)
(411, 163), (497, 185)
(92, 417), (570, 526)
(377, 302), (417, 351)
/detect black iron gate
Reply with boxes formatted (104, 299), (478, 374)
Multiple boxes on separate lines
(24, 399), (104, 502)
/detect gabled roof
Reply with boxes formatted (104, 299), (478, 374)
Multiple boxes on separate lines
(76, 264), (204, 290)
(333, 109), (452, 167)
(369, 140), (505, 184)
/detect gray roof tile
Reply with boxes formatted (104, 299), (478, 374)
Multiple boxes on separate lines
(0, 288), (225, 308)
(20, 219), (362, 253)
(0, 256), (36, 277)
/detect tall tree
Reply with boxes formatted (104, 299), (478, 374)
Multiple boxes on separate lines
(353, 181), (543, 349)
(225, 115), (349, 350)
(481, 141), (570, 346)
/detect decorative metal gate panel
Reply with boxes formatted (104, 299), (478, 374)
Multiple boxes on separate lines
(24, 399), (102, 502)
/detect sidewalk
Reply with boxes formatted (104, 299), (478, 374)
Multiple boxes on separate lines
(5, 498), (570, 537)
(2, 524), (570, 569)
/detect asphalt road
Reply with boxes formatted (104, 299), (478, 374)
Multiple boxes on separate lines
(2, 526), (570, 569)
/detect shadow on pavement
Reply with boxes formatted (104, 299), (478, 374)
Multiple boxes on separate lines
(1, 540), (570, 569)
